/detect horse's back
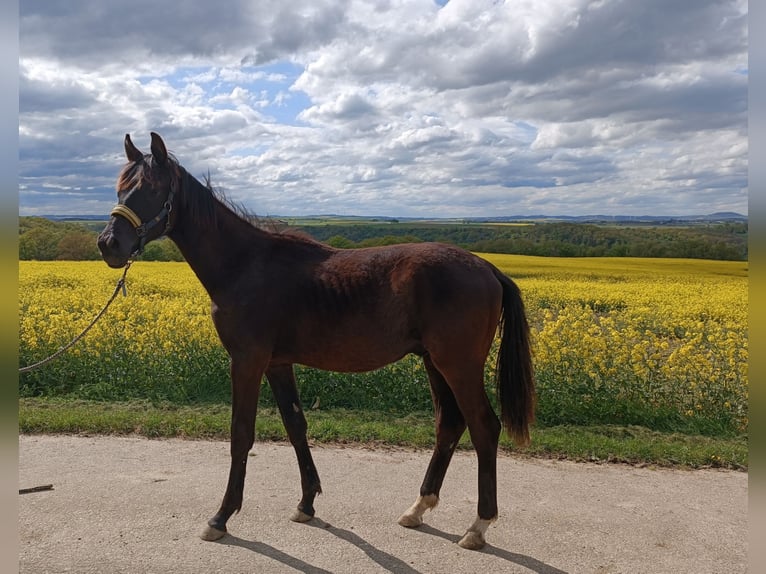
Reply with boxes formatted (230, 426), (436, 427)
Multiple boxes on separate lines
(329, 241), (503, 350)
(267, 241), (503, 371)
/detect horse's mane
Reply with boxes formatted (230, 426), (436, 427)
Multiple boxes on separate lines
(117, 153), (320, 247)
(195, 171), (316, 244)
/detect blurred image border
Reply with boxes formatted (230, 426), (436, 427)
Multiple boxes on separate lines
(749, 2), (764, 571)
(2, 3), (19, 572)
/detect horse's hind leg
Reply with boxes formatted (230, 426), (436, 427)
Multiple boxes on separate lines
(399, 355), (466, 528)
(455, 385), (501, 549)
(265, 364), (322, 522)
(433, 358), (501, 550)
(202, 355), (264, 541)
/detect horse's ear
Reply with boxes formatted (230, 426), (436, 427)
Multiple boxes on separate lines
(150, 132), (168, 165)
(124, 134), (143, 162)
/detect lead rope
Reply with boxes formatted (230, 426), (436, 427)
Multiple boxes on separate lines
(19, 261), (133, 373)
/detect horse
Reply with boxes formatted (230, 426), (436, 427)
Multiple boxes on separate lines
(97, 132), (535, 550)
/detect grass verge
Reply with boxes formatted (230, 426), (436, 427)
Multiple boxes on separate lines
(19, 398), (747, 470)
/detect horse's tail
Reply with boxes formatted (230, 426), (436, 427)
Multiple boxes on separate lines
(492, 268), (536, 447)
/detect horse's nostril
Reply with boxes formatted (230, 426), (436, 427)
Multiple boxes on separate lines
(97, 233), (118, 252)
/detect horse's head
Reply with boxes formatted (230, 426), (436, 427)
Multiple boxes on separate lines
(97, 132), (178, 268)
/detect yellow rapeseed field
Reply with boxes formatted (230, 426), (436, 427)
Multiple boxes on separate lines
(486, 254), (748, 433)
(18, 255), (748, 435)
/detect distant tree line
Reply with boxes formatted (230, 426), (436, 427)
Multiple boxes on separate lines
(18, 217), (183, 261)
(304, 221), (748, 260)
(18, 216), (747, 261)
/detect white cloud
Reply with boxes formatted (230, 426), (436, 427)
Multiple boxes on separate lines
(19, 0), (748, 217)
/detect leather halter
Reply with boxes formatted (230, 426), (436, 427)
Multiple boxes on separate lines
(110, 170), (178, 256)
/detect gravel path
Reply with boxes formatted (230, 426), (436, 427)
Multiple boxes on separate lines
(19, 434), (747, 573)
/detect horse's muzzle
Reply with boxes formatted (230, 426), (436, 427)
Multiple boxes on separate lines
(97, 229), (132, 268)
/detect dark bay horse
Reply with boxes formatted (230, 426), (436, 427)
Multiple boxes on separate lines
(97, 132), (535, 550)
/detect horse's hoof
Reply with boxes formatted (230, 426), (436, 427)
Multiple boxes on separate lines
(200, 524), (227, 541)
(398, 494), (438, 528)
(457, 530), (486, 550)
(290, 509), (314, 523)
(397, 512), (423, 528)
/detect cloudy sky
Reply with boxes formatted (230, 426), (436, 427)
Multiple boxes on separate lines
(19, 0), (748, 218)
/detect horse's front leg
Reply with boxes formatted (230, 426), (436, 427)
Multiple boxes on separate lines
(265, 364), (322, 522)
(201, 354), (265, 541)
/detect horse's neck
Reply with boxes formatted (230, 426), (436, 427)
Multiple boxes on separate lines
(169, 200), (270, 300)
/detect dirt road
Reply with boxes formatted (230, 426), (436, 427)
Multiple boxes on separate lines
(18, 435), (747, 573)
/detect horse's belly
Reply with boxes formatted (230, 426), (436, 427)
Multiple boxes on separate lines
(277, 330), (419, 373)
(300, 350), (410, 373)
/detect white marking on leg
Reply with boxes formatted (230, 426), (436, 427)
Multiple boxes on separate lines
(398, 494), (439, 527)
(457, 515), (496, 550)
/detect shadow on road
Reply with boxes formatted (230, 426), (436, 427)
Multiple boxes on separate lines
(219, 535), (335, 574)
(218, 534), (333, 574)
(220, 518), (567, 574)
(307, 518), (423, 574)
(219, 517), (424, 574)
(415, 524), (569, 574)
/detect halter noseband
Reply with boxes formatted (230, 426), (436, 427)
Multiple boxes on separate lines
(110, 171), (178, 256)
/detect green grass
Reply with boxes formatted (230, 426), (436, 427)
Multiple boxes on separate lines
(19, 398), (747, 470)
